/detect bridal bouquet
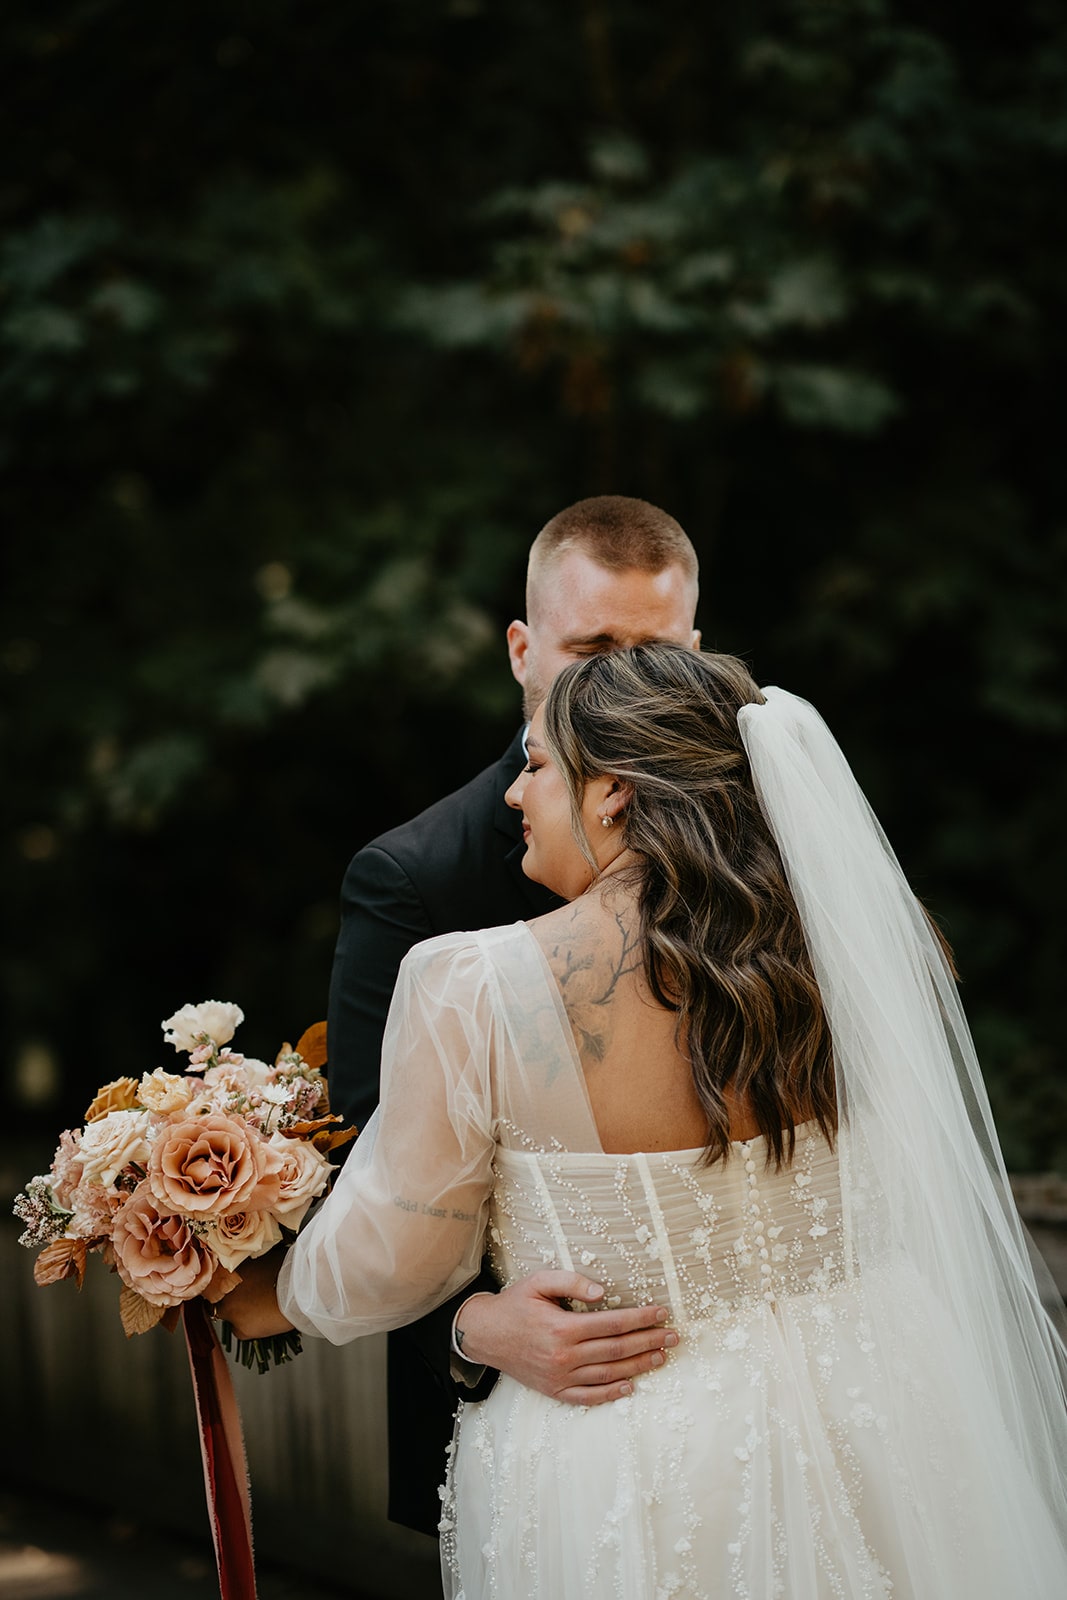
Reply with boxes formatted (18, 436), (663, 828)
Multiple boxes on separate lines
(13, 999), (355, 1371)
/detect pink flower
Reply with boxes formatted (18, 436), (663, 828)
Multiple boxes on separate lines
(148, 1111), (283, 1219)
(111, 1189), (216, 1307)
(69, 1176), (123, 1240)
(266, 1132), (333, 1228)
(49, 1129), (84, 1209)
(209, 1208), (282, 1273)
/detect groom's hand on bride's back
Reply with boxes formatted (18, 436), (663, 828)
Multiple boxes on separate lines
(454, 1272), (679, 1405)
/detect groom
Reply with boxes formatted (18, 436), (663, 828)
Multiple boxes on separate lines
(327, 495), (702, 1536)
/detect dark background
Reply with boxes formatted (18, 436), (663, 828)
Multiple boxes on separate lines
(4, 0), (1065, 1171)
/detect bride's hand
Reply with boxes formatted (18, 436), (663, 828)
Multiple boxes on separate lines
(209, 1248), (295, 1339)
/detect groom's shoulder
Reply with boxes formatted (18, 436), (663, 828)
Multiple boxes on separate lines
(351, 732), (523, 887)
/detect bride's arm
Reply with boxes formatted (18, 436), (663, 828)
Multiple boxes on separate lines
(218, 935), (494, 1342)
(275, 935), (496, 1343)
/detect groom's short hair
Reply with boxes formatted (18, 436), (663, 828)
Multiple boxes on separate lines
(527, 496), (698, 618)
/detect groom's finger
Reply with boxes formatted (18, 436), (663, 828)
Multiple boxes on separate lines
(557, 1302), (674, 1343)
(555, 1378), (644, 1406)
(519, 1268), (610, 1305)
(567, 1326), (680, 1372)
(522, 1269), (671, 1332)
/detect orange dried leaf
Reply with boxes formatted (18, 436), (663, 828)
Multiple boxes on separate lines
(119, 1286), (167, 1337)
(294, 1021), (328, 1071)
(312, 1125), (358, 1154)
(85, 1076), (140, 1122)
(34, 1237), (88, 1289)
(160, 1306), (182, 1334)
(283, 1113), (346, 1140)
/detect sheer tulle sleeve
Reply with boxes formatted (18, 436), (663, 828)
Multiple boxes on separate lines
(277, 933), (496, 1344)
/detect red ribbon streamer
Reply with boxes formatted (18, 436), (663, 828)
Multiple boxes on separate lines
(183, 1300), (258, 1600)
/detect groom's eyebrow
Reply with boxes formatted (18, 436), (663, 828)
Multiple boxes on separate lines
(563, 630), (619, 648)
(563, 630), (676, 649)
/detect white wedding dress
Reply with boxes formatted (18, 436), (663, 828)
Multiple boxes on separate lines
(280, 921), (1067, 1600)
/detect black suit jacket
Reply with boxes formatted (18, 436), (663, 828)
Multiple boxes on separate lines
(326, 728), (560, 1536)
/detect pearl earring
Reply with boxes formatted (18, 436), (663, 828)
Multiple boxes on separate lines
(601, 815), (613, 829)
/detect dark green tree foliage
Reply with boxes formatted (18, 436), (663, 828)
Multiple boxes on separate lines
(3, 1), (1065, 1166)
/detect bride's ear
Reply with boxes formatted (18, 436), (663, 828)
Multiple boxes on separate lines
(602, 778), (633, 824)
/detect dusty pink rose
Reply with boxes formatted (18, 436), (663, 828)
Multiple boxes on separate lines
(49, 1129), (84, 1209)
(266, 1131), (332, 1227)
(148, 1111), (283, 1218)
(209, 1208), (283, 1272)
(69, 1176), (123, 1240)
(111, 1189), (216, 1307)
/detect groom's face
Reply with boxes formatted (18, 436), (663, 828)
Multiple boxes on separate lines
(507, 549), (700, 719)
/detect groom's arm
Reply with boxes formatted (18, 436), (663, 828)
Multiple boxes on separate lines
(326, 843), (430, 1132)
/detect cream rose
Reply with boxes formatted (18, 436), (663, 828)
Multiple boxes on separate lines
(111, 1189), (216, 1307)
(138, 1068), (196, 1115)
(148, 1111), (283, 1218)
(208, 1208), (283, 1273)
(162, 1001), (244, 1054)
(266, 1131), (333, 1227)
(78, 1110), (151, 1188)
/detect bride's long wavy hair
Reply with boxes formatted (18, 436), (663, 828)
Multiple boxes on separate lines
(542, 644), (836, 1167)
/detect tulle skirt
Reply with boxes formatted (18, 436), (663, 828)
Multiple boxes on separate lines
(441, 1271), (1067, 1600)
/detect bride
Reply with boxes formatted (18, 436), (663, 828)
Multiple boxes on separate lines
(222, 644), (1067, 1598)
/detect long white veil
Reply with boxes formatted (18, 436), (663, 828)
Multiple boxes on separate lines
(738, 688), (1067, 1546)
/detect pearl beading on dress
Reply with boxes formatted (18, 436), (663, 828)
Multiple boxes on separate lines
(442, 1119), (1060, 1600)
(485, 1124), (846, 1330)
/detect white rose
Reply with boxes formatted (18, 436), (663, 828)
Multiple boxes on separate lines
(162, 1000), (244, 1054)
(78, 1110), (151, 1188)
(138, 1068), (195, 1114)
(208, 1208), (283, 1272)
(267, 1131), (333, 1228)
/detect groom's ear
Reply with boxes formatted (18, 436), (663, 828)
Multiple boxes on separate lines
(506, 620), (530, 687)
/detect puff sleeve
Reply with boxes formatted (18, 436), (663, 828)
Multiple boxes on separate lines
(277, 933), (496, 1344)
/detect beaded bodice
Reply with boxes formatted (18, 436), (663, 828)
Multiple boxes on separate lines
(487, 1122), (845, 1327)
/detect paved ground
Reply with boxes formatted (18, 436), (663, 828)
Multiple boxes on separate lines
(0, 1490), (361, 1600)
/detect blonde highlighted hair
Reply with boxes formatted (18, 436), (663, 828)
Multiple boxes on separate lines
(542, 644), (837, 1167)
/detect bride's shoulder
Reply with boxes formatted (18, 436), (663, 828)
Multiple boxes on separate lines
(398, 921), (530, 987)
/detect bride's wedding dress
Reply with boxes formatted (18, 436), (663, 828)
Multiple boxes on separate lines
(281, 922), (1067, 1600)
